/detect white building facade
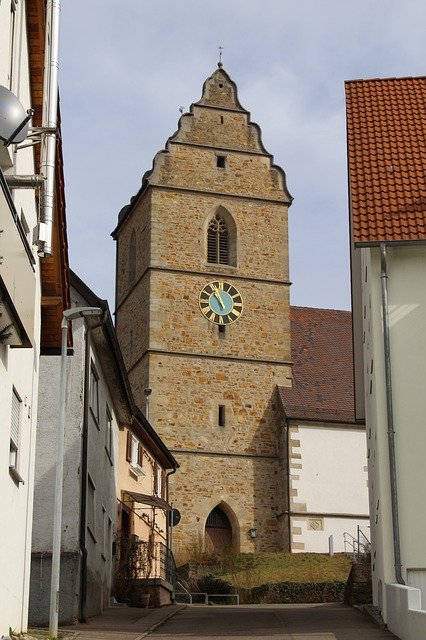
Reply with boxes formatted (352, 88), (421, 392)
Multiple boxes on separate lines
(30, 275), (125, 624)
(287, 422), (369, 554)
(347, 77), (426, 639)
(279, 306), (369, 555)
(0, 1), (42, 634)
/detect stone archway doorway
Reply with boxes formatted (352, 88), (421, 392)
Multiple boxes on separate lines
(205, 506), (233, 555)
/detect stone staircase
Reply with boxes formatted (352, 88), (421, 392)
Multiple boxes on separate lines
(344, 559), (372, 605)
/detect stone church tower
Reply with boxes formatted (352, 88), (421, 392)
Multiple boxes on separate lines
(113, 65), (293, 556)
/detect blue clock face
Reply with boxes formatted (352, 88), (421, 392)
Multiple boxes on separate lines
(199, 281), (243, 325)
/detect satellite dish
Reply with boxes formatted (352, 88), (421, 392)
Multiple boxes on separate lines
(0, 85), (33, 146)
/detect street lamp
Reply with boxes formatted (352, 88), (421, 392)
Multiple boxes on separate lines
(143, 387), (152, 421)
(49, 307), (102, 638)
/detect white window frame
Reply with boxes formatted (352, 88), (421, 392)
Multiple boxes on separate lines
(9, 387), (24, 484)
(105, 404), (113, 461)
(90, 361), (100, 425)
(130, 435), (145, 475)
(87, 474), (96, 540)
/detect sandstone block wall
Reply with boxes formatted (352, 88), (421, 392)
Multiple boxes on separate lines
(169, 452), (282, 556)
(114, 66), (292, 554)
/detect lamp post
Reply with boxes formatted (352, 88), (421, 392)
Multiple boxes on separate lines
(49, 307), (102, 638)
(143, 387), (152, 420)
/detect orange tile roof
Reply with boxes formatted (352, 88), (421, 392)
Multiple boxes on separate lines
(278, 307), (358, 424)
(345, 76), (426, 245)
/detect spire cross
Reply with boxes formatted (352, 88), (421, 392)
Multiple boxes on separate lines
(218, 46), (223, 68)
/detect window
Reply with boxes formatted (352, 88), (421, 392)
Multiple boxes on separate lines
(218, 324), (226, 336)
(10, 388), (21, 471)
(126, 430), (144, 473)
(108, 517), (113, 561)
(90, 363), (99, 424)
(106, 405), (113, 461)
(102, 506), (107, 560)
(137, 439), (144, 468)
(87, 475), (96, 540)
(207, 213), (229, 264)
(218, 405), (225, 427)
(216, 155), (226, 168)
(154, 463), (163, 496)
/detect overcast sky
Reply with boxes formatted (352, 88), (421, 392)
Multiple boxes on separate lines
(59, 0), (426, 312)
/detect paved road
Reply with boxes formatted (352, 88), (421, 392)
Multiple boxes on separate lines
(151, 603), (397, 639)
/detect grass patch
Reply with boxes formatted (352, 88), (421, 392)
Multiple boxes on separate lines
(219, 552), (352, 589)
(27, 629), (73, 640)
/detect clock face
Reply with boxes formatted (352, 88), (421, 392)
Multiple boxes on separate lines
(199, 281), (243, 325)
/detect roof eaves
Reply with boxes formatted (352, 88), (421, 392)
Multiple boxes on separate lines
(132, 407), (179, 470)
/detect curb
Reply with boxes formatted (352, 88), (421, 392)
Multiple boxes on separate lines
(135, 604), (187, 639)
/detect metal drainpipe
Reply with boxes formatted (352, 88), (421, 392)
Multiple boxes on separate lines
(379, 242), (404, 585)
(39, 0), (61, 256)
(165, 467), (177, 594)
(286, 417), (292, 553)
(79, 314), (107, 622)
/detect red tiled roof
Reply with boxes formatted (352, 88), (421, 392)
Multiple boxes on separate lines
(278, 307), (357, 424)
(345, 76), (426, 245)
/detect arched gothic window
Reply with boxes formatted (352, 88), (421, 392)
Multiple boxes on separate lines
(128, 229), (137, 288)
(207, 213), (229, 264)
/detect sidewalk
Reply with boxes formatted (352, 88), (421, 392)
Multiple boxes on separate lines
(60, 604), (186, 640)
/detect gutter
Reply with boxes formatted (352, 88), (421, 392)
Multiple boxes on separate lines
(39, 0), (61, 256)
(379, 242), (404, 585)
(79, 312), (107, 622)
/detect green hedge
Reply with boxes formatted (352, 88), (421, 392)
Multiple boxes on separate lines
(195, 573), (346, 605)
(251, 580), (346, 604)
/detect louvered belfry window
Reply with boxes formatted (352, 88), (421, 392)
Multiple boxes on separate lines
(207, 214), (229, 264)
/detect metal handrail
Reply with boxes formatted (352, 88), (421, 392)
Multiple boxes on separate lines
(343, 527), (371, 560)
(175, 580), (193, 605)
(174, 590), (240, 606)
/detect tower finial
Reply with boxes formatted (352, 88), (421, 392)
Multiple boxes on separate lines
(218, 45), (223, 68)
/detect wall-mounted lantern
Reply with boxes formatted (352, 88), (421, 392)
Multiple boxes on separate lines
(249, 527), (257, 539)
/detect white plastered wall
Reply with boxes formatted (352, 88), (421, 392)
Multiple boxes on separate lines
(0, 1), (41, 634)
(363, 244), (426, 635)
(289, 423), (369, 553)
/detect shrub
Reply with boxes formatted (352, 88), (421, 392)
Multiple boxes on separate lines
(252, 580), (346, 604)
(197, 573), (232, 594)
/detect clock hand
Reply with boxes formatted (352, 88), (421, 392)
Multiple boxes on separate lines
(212, 284), (225, 309)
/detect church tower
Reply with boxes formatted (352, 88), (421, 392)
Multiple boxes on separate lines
(113, 65), (293, 556)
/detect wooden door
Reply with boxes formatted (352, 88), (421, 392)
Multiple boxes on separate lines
(205, 506), (232, 554)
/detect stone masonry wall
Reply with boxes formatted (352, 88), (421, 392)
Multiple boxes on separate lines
(130, 353), (290, 454)
(169, 451), (282, 556)
(149, 189), (289, 281)
(115, 67), (292, 554)
(150, 144), (285, 201)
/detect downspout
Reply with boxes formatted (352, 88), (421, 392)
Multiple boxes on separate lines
(379, 242), (404, 585)
(286, 417), (292, 553)
(79, 313), (107, 622)
(165, 467), (177, 594)
(39, 0), (61, 256)
(165, 467), (177, 550)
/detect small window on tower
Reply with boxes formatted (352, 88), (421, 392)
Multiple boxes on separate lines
(218, 324), (226, 336)
(216, 155), (226, 169)
(218, 405), (225, 427)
